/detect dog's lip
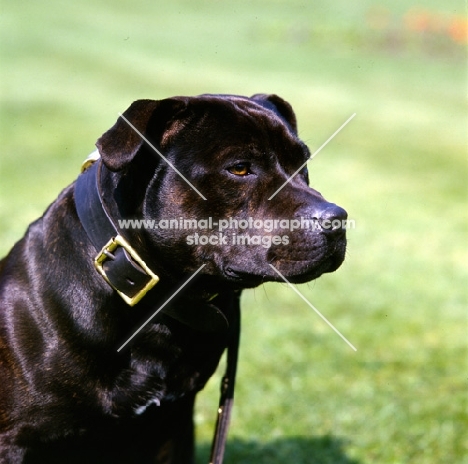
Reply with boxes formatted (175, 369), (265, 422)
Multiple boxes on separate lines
(222, 267), (277, 288)
(223, 262), (315, 284)
(224, 267), (264, 282)
(223, 253), (344, 285)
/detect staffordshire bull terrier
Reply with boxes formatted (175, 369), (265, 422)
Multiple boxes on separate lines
(0, 94), (347, 463)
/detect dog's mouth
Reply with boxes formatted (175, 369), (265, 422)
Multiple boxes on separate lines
(222, 250), (345, 287)
(223, 267), (266, 286)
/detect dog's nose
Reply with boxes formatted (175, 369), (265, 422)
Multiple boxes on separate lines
(316, 203), (348, 234)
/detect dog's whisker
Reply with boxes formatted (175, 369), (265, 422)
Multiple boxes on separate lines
(268, 264), (356, 352)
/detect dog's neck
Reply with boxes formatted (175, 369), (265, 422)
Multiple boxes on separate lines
(74, 155), (227, 332)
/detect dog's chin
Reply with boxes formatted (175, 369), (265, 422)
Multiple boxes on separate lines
(222, 251), (346, 288)
(272, 256), (342, 284)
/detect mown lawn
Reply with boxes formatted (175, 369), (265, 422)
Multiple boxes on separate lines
(1, 1), (467, 463)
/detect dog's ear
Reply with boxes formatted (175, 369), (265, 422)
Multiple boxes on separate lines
(96, 98), (189, 171)
(251, 94), (297, 134)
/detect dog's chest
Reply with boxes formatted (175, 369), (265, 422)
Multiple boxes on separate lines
(107, 323), (228, 417)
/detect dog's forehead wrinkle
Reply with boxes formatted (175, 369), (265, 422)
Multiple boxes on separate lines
(193, 96), (292, 141)
(160, 119), (189, 147)
(221, 96), (288, 129)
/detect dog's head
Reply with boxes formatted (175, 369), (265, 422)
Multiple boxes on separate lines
(96, 94), (347, 289)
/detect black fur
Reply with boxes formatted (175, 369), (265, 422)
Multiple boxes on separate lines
(0, 94), (347, 463)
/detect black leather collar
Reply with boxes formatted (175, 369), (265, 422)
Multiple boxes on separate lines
(74, 155), (159, 306)
(74, 153), (228, 331)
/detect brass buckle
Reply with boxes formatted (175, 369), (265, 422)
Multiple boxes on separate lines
(94, 235), (159, 306)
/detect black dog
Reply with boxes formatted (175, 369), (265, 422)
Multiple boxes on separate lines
(0, 94), (347, 463)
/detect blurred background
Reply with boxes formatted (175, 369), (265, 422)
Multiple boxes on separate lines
(1, 1), (466, 463)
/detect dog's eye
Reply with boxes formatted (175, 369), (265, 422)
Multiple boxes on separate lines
(228, 163), (251, 176)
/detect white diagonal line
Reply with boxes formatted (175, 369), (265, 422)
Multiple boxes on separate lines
(268, 264), (357, 351)
(118, 112), (207, 200)
(268, 113), (356, 200)
(117, 264), (206, 352)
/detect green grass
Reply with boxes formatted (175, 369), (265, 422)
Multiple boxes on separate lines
(1, 1), (467, 463)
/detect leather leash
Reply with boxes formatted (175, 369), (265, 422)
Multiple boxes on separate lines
(209, 293), (240, 464)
